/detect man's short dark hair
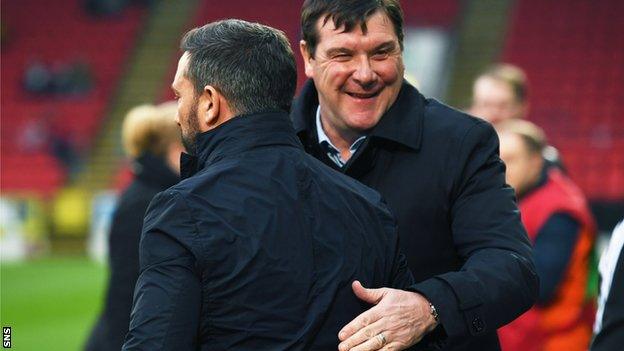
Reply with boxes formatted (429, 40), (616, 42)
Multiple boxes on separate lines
(181, 19), (297, 114)
(301, 0), (404, 58)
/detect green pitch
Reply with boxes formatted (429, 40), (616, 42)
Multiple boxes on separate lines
(1, 257), (107, 351)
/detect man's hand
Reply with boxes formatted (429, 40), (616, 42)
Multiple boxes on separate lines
(338, 281), (438, 351)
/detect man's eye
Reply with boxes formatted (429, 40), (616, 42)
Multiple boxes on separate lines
(372, 51), (389, 59)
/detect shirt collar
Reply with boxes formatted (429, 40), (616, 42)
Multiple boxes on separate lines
(315, 106), (337, 151)
(315, 106), (366, 166)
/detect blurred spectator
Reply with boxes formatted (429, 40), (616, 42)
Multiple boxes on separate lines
(23, 59), (94, 96)
(51, 60), (94, 96)
(496, 120), (596, 351)
(591, 220), (624, 351)
(67, 59), (94, 94)
(84, 102), (182, 351)
(51, 62), (75, 94)
(49, 122), (80, 178)
(469, 63), (528, 124)
(470, 63), (562, 168)
(23, 59), (53, 94)
(18, 110), (80, 177)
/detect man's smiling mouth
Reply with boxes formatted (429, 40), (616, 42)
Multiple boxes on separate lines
(346, 91), (381, 99)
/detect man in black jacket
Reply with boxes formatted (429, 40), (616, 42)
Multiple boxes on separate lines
(85, 103), (181, 351)
(292, 1), (539, 350)
(122, 19), (413, 350)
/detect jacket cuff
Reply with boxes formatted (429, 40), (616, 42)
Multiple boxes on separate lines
(409, 277), (486, 338)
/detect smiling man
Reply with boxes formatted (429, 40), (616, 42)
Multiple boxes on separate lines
(291, 1), (539, 350)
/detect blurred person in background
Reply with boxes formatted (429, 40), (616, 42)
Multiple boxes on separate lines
(496, 120), (596, 351)
(84, 102), (182, 351)
(469, 64), (562, 167)
(123, 19), (413, 350)
(591, 219), (624, 351)
(469, 64), (528, 125)
(292, 1), (537, 350)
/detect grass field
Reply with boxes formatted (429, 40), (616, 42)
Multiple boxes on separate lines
(1, 257), (107, 351)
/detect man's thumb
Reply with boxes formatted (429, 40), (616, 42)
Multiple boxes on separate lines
(352, 280), (384, 304)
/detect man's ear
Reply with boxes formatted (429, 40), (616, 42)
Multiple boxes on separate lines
(300, 40), (314, 79)
(202, 85), (221, 128)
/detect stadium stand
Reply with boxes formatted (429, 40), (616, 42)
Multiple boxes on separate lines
(503, 0), (624, 201)
(1, 0), (145, 196)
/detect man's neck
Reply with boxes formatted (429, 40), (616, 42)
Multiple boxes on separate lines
(321, 109), (362, 148)
(318, 111), (363, 161)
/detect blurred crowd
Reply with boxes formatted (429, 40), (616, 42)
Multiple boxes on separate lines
(468, 64), (601, 351)
(23, 59), (93, 96)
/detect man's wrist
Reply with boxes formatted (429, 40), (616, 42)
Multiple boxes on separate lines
(412, 292), (440, 332)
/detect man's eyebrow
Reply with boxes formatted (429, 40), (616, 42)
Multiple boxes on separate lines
(372, 41), (397, 52)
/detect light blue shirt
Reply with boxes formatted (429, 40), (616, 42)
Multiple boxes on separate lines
(315, 106), (366, 167)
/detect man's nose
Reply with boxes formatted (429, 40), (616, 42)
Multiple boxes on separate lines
(352, 57), (376, 87)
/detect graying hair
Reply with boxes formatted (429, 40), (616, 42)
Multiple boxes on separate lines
(181, 19), (297, 114)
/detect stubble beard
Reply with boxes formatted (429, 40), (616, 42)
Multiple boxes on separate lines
(181, 100), (201, 155)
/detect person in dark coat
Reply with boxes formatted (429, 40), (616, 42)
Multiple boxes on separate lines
(85, 103), (182, 351)
(292, 1), (539, 350)
(122, 19), (414, 351)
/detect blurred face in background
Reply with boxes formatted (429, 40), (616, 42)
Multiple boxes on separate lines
(172, 52), (202, 154)
(471, 76), (526, 125)
(498, 131), (543, 196)
(301, 10), (404, 140)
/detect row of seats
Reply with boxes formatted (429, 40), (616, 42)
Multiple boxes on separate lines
(1, 0), (146, 196)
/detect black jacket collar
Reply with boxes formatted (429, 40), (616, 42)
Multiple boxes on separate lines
(180, 111), (302, 179)
(291, 79), (424, 151)
(133, 152), (179, 188)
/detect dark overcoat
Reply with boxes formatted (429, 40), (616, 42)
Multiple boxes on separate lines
(292, 80), (539, 351)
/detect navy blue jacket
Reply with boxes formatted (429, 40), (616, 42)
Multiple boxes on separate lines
(122, 112), (414, 350)
(292, 80), (539, 350)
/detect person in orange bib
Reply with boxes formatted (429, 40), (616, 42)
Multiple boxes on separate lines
(496, 120), (596, 351)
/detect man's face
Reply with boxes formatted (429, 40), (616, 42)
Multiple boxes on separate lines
(172, 52), (202, 154)
(471, 77), (525, 125)
(499, 132), (542, 196)
(302, 10), (404, 134)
